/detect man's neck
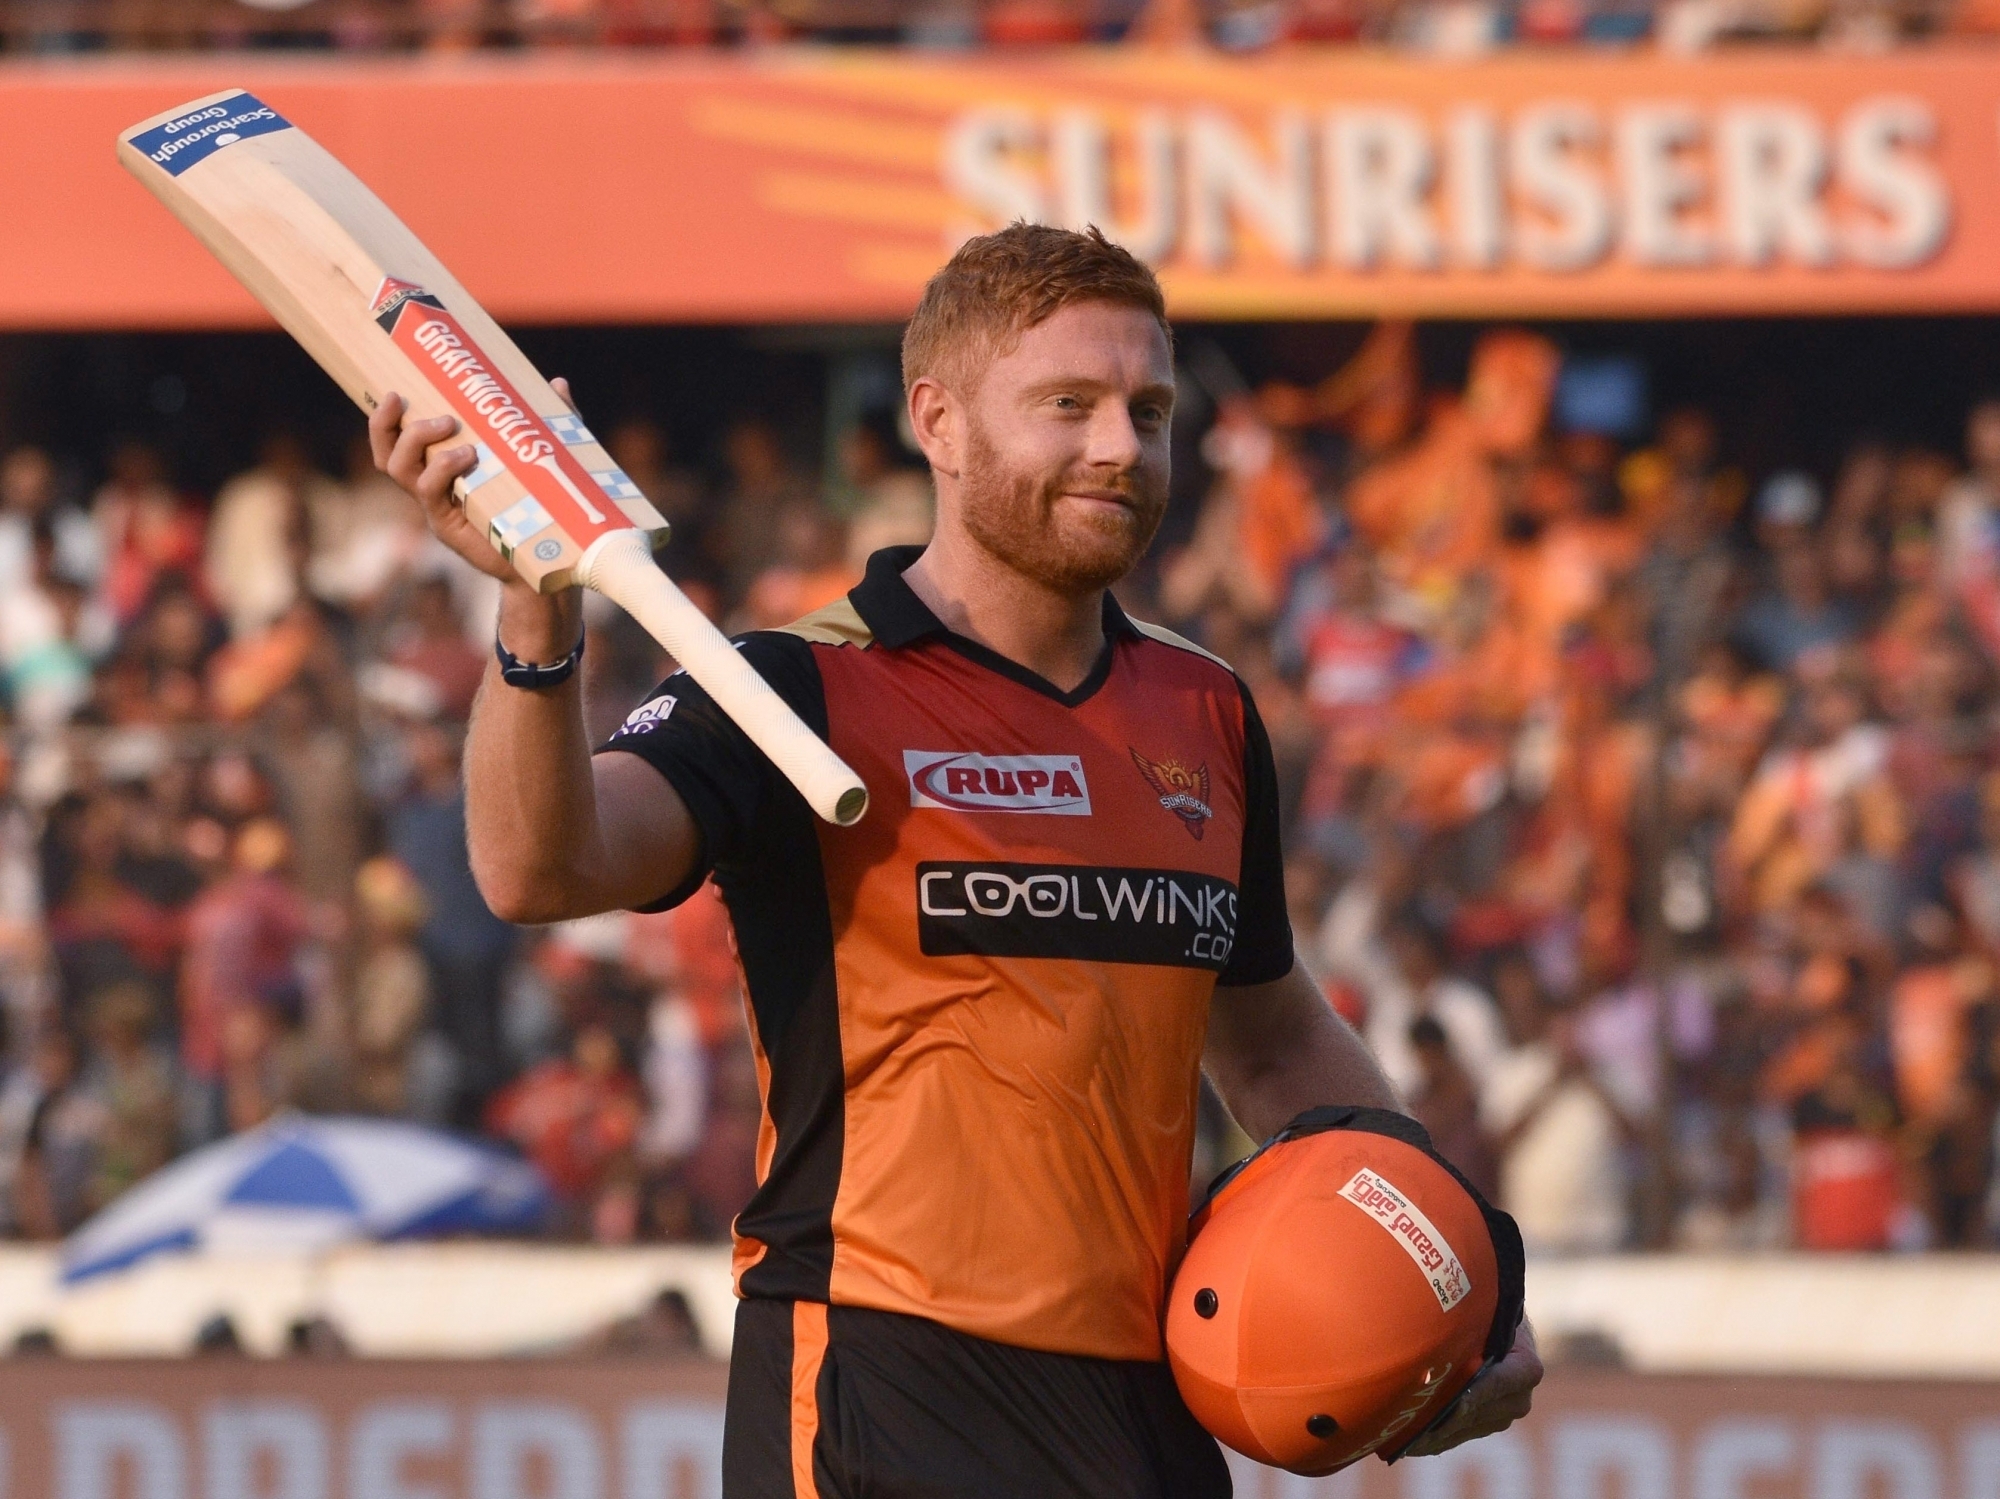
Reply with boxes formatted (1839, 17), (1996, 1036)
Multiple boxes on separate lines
(900, 528), (1107, 695)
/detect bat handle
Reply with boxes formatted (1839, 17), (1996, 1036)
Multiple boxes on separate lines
(577, 529), (870, 828)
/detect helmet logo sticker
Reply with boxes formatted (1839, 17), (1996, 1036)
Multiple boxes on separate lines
(1337, 1168), (1472, 1312)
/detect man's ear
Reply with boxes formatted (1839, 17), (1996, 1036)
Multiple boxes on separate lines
(907, 376), (961, 479)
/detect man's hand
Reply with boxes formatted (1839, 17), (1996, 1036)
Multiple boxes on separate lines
(368, 390), (504, 580)
(367, 375), (584, 584)
(1399, 1321), (1543, 1459)
(369, 377), (584, 660)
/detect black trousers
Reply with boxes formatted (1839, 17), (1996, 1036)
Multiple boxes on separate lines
(723, 1298), (1232, 1499)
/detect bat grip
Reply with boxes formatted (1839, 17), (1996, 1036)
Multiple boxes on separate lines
(577, 529), (869, 828)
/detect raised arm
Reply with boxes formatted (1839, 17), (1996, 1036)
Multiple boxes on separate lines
(370, 387), (698, 923)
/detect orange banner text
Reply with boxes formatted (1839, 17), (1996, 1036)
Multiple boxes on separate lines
(5, 48), (2000, 328)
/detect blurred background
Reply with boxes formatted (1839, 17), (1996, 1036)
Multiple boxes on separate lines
(5, 13), (2000, 1499)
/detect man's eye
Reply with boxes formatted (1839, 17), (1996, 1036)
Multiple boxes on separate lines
(1053, 395), (1081, 411)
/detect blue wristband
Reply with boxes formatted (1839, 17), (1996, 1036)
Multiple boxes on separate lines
(495, 622), (585, 690)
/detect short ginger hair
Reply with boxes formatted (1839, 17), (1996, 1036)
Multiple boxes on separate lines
(902, 223), (1171, 396)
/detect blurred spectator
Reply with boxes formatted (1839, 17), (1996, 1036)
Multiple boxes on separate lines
(835, 413), (933, 565)
(736, 501), (859, 631)
(306, 436), (428, 614)
(1364, 914), (1504, 1100)
(76, 981), (175, 1214)
(91, 441), (204, 629)
(605, 420), (704, 533)
(1725, 664), (1901, 926)
(1408, 1014), (1498, 1199)
(0, 1025), (90, 1237)
(192, 1313), (244, 1355)
(678, 1033), (761, 1237)
(45, 789), (184, 1027)
(178, 818), (319, 1142)
(0, 524), (94, 732)
(207, 594), (348, 725)
(1482, 956), (1636, 1253)
(385, 575), (487, 722)
(1733, 543), (1862, 673)
(6, 316), (2000, 1260)
(585, 1285), (705, 1356)
(0, 0), (1967, 48)
(103, 579), (219, 726)
(388, 721), (515, 1124)
(0, 447), (95, 595)
(711, 419), (815, 599)
(205, 435), (331, 641)
(1790, 1014), (1907, 1250)
(284, 1314), (352, 1357)
(349, 856), (431, 1117)
(1161, 396), (1322, 627)
(485, 1022), (642, 1237)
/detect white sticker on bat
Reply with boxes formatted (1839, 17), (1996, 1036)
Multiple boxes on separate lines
(489, 495), (555, 552)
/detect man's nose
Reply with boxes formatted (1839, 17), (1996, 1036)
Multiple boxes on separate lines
(1084, 401), (1144, 470)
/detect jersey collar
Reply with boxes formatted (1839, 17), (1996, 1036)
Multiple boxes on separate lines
(849, 545), (1143, 651)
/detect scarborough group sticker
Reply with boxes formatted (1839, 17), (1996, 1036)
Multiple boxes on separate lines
(129, 93), (293, 178)
(1338, 1168), (1472, 1312)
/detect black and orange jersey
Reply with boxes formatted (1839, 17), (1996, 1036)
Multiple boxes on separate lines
(599, 545), (1293, 1362)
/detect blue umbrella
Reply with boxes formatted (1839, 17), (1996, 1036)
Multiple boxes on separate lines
(62, 1114), (549, 1283)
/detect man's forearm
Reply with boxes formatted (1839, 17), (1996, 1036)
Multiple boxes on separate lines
(463, 586), (605, 923)
(1204, 960), (1402, 1144)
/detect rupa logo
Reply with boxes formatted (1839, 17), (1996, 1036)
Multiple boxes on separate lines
(904, 751), (1091, 815)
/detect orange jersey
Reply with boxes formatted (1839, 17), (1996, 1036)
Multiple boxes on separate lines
(599, 547), (1293, 1360)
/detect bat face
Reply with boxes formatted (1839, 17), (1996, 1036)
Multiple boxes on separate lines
(370, 277), (629, 568)
(117, 91), (668, 593)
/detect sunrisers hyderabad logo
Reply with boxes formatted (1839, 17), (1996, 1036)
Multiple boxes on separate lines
(1130, 749), (1212, 839)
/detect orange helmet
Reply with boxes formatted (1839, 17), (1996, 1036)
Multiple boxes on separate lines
(1166, 1107), (1524, 1476)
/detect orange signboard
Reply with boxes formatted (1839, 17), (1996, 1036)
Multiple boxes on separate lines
(0, 1360), (1997, 1498)
(6, 48), (2000, 328)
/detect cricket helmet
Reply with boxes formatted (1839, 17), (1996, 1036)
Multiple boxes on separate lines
(1165, 1106), (1525, 1476)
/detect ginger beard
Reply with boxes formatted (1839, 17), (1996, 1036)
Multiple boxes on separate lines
(956, 409), (1168, 597)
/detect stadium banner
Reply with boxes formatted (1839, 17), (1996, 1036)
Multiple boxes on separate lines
(0, 1359), (1997, 1497)
(3, 49), (1999, 327)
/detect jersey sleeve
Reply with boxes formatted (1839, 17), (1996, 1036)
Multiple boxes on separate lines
(1218, 675), (1296, 987)
(593, 631), (826, 912)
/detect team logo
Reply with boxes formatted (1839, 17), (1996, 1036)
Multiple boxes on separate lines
(614, 694), (677, 736)
(1130, 749), (1213, 839)
(904, 751), (1091, 816)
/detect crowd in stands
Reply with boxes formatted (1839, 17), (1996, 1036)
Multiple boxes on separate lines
(4, 0), (1995, 55)
(1170, 322), (2000, 1254)
(1, 319), (2000, 1258)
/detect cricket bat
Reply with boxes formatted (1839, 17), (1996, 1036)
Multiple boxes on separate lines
(117, 90), (869, 828)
